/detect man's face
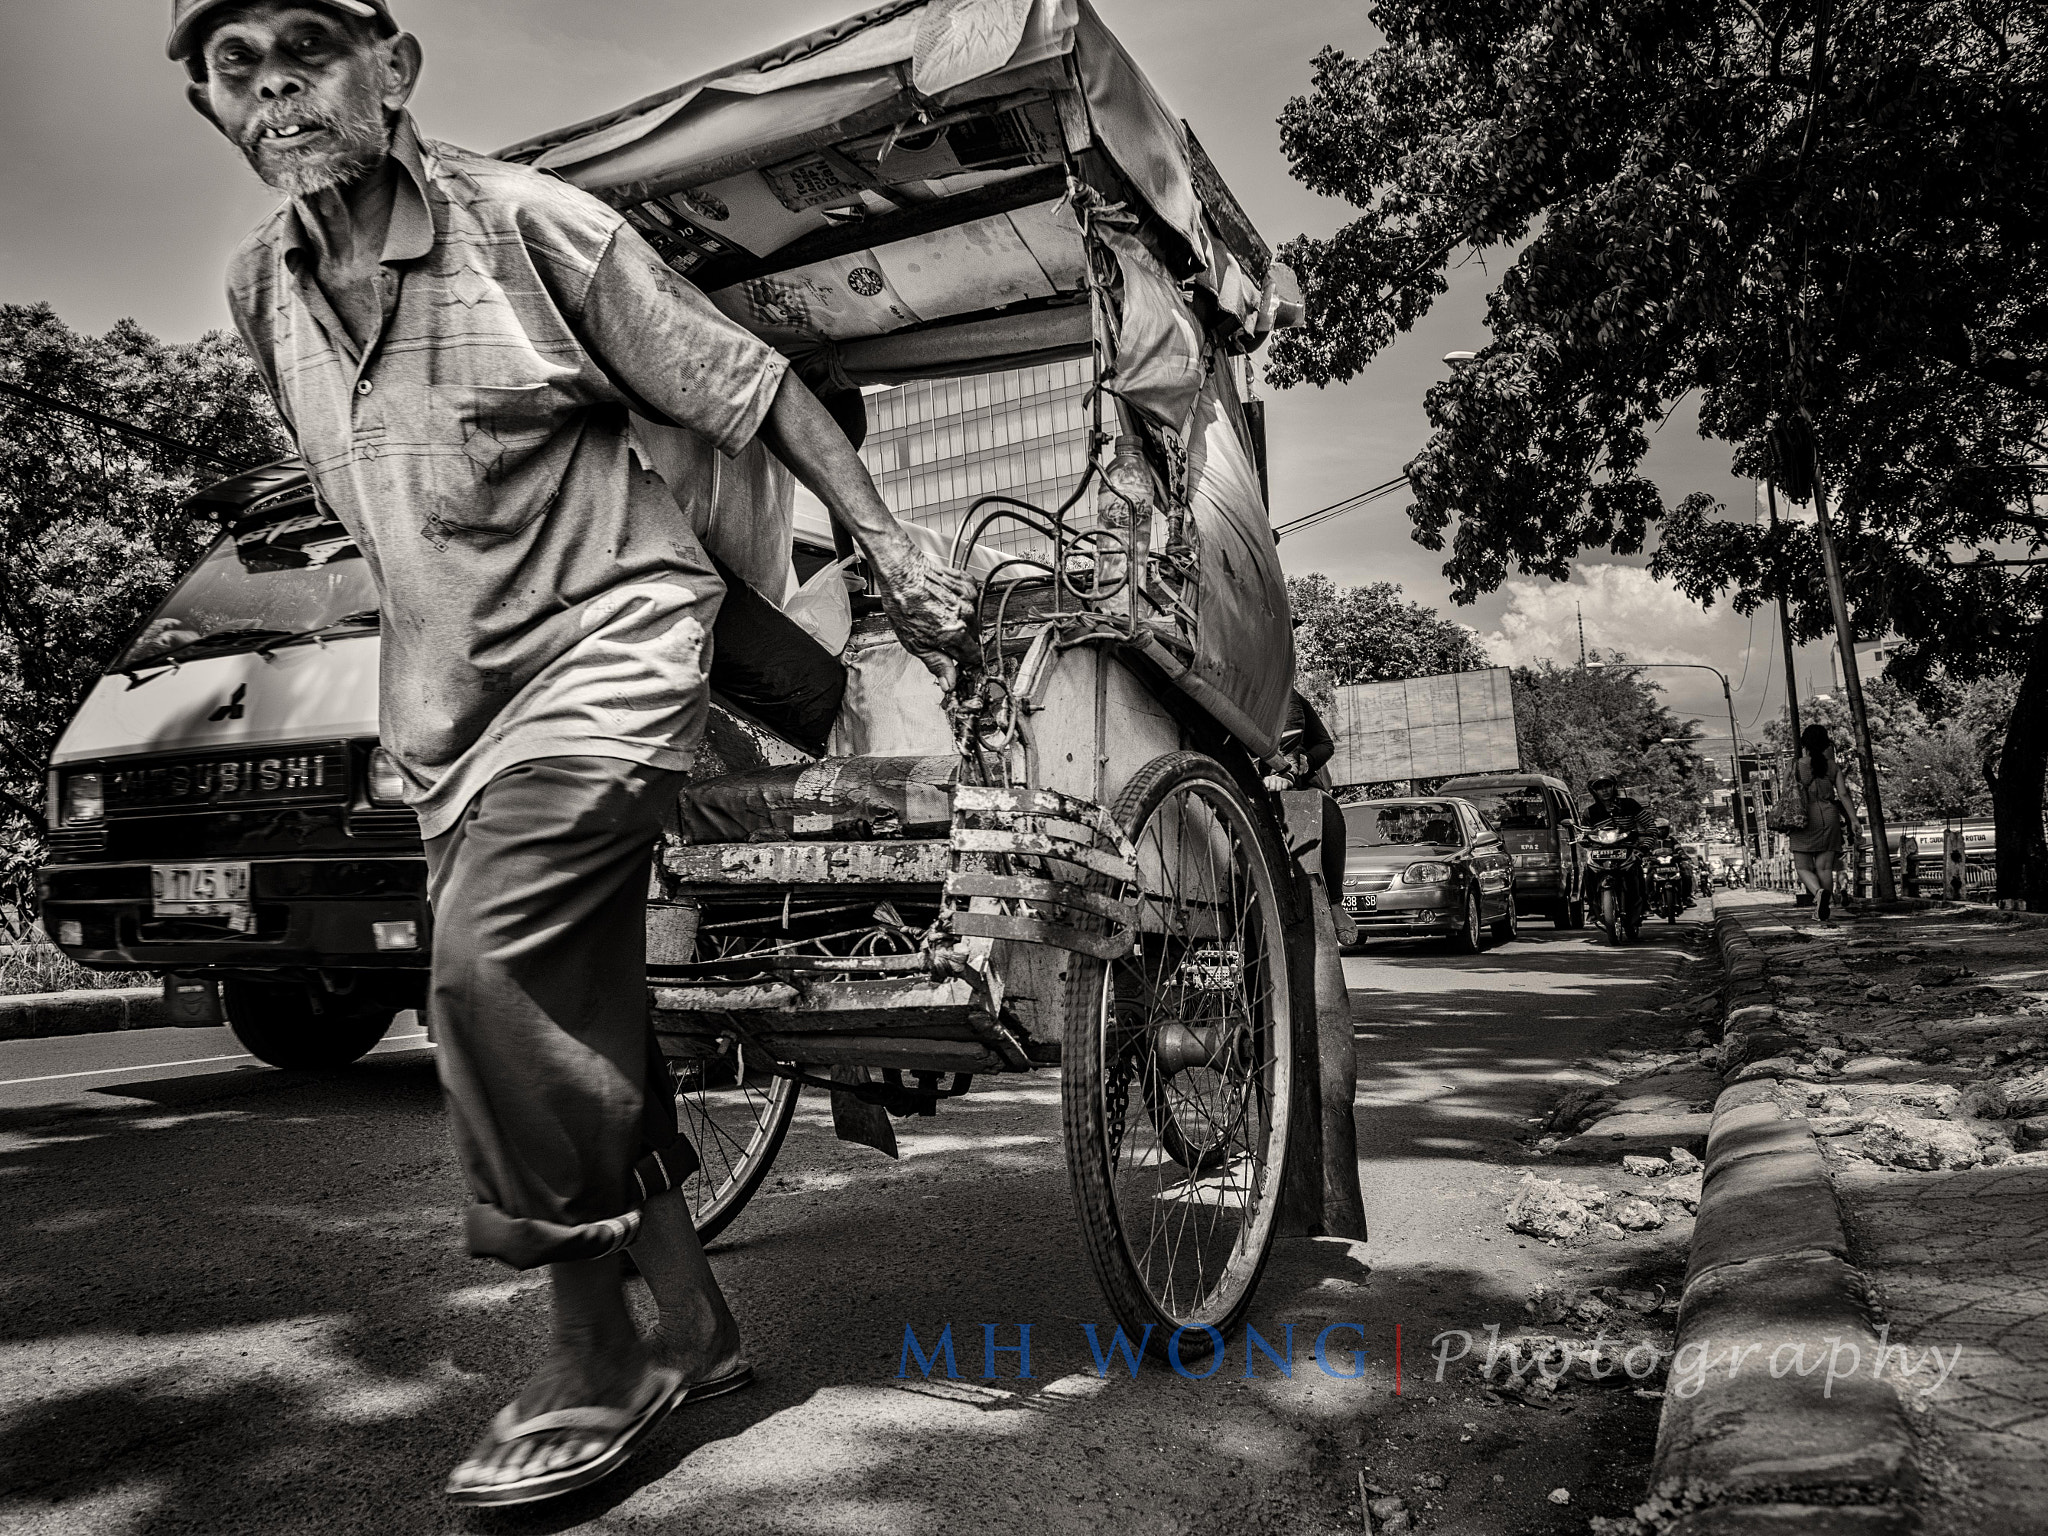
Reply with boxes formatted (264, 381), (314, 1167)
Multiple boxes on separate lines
(190, 5), (412, 196)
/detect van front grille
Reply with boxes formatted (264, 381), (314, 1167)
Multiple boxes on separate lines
(46, 827), (108, 861)
(348, 808), (422, 841)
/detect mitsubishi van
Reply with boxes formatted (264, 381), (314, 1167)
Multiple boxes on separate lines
(37, 459), (844, 1069)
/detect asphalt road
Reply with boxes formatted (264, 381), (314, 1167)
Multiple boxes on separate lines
(0, 909), (1717, 1536)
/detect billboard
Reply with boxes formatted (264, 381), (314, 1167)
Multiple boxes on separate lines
(1325, 668), (1520, 787)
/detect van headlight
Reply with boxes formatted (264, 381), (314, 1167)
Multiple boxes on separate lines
(365, 748), (408, 806)
(1401, 861), (1452, 885)
(61, 771), (104, 825)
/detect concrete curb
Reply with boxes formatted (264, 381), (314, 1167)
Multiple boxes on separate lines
(1644, 902), (1920, 1533)
(0, 988), (166, 1042)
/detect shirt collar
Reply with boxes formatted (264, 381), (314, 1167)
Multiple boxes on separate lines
(278, 112), (435, 270)
(382, 114), (435, 263)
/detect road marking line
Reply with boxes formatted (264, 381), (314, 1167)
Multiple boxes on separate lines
(0, 1033), (430, 1088)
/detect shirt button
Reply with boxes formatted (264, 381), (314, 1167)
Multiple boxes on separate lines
(357, 380), (374, 396)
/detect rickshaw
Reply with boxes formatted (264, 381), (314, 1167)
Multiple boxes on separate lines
(496, 0), (1322, 1347)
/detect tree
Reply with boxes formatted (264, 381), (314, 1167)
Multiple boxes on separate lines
(1270, 1), (2048, 905)
(1512, 656), (1708, 828)
(1765, 673), (2028, 822)
(0, 303), (285, 928)
(1287, 572), (1489, 713)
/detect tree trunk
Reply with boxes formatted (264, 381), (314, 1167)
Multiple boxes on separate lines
(1993, 614), (2048, 911)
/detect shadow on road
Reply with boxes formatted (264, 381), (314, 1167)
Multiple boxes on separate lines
(0, 922), (1713, 1535)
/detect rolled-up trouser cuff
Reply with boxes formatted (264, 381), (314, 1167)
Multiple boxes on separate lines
(464, 1139), (704, 1269)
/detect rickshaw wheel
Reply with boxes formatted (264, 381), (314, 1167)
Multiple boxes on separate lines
(1061, 752), (1295, 1350)
(669, 1047), (801, 1243)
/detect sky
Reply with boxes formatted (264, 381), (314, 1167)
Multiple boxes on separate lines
(0, 0), (1840, 745)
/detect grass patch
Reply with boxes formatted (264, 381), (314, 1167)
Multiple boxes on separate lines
(0, 933), (153, 997)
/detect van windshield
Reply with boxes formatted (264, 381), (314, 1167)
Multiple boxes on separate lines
(1344, 802), (1462, 850)
(1458, 789), (1554, 831)
(120, 502), (378, 669)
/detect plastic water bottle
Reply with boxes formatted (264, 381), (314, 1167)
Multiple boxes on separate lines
(1101, 436), (1154, 601)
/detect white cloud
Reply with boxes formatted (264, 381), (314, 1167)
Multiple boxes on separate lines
(1477, 564), (1724, 669)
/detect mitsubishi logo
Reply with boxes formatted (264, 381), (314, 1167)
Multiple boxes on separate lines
(208, 684), (248, 722)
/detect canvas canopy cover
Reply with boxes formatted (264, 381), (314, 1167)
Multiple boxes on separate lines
(498, 0), (1301, 752)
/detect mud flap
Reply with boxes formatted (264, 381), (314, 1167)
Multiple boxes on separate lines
(829, 1065), (900, 1159)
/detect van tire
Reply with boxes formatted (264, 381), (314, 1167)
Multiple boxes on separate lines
(223, 977), (395, 1071)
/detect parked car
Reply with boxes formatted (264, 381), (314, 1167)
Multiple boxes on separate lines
(1337, 796), (1519, 952)
(1436, 772), (1586, 929)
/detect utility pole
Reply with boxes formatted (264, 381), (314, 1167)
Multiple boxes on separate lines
(1716, 672), (1758, 863)
(1764, 482), (1802, 751)
(1576, 605), (1586, 668)
(1801, 417), (1897, 900)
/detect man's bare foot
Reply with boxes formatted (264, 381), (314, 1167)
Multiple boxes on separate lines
(449, 1332), (651, 1491)
(630, 1187), (748, 1385)
(646, 1313), (748, 1387)
(447, 1255), (670, 1498)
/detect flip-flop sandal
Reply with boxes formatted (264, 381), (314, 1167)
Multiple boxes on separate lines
(680, 1361), (754, 1404)
(444, 1365), (686, 1508)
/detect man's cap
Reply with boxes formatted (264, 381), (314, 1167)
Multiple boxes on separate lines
(169, 0), (396, 62)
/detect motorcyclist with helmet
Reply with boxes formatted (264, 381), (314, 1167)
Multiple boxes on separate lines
(1648, 817), (1698, 908)
(1582, 776), (1658, 913)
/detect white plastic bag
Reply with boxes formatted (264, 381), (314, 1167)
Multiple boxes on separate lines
(782, 556), (858, 656)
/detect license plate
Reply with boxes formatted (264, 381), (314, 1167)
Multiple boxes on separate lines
(151, 862), (253, 929)
(1343, 893), (1379, 913)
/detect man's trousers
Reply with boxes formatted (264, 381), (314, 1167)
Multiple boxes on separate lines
(424, 756), (698, 1269)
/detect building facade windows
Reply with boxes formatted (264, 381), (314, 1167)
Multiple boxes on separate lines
(858, 357), (1096, 559)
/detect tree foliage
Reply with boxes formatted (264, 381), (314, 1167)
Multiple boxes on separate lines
(1511, 656), (1708, 827)
(1286, 572), (1490, 713)
(0, 302), (285, 926)
(1271, 0), (2048, 900)
(1764, 674), (2025, 821)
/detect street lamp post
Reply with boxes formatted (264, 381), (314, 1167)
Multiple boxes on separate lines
(1591, 661), (1758, 860)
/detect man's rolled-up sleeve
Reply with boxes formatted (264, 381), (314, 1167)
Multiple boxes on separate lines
(579, 224), (789, 457)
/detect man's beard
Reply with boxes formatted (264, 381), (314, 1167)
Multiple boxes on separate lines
(239, 98), (392, 197)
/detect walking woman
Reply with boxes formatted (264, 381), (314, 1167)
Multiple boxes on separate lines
(1788, 724), (1850, 921)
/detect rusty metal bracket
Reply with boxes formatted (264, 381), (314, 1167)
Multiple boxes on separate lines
(941, 784), (1139, 962)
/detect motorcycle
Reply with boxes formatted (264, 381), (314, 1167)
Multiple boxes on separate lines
(1580, 821), (1646, 944)
(1648, 848), (1686, 923)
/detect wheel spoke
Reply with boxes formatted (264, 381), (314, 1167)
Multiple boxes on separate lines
(1085, 768), (1291, 1331)
(670, 1060), (797, 1237)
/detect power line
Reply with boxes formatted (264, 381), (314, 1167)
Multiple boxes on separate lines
(1732, 608), (1756, 693)
(0, 378), (254, 474)
(1743, 624), (1776, 731)
(1273, 474), (1411, 540)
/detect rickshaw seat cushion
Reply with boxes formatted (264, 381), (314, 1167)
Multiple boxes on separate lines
(677, 754), (961, 844)
(707, 556), (846, 758)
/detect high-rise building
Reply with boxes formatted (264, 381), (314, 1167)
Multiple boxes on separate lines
(856, 359), (1095, 560)
(1829, 636), (1901, 691)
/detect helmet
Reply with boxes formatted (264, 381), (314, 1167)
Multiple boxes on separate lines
(1589, 776), (1619, 794)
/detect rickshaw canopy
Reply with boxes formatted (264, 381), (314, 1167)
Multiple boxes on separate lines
(496, 0), (1299, 403)
(497, 0), (1300, 753)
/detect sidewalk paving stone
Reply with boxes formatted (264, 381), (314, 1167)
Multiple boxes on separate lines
(1713, 891), (2048, 1536)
